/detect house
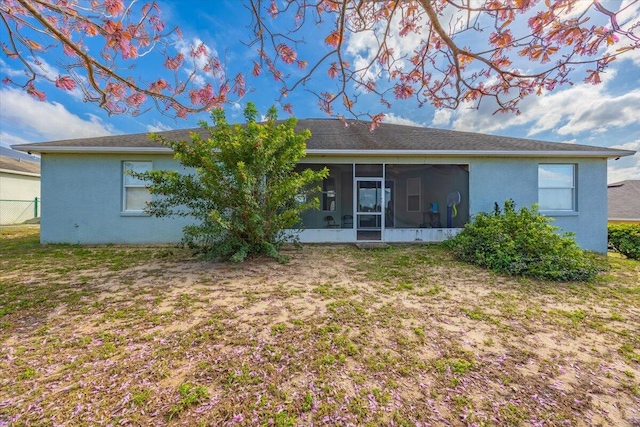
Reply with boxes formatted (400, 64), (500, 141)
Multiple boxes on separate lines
(12, 120), (635, 252)
(607, 180), (640, 224)
(0, 155), (41, 225)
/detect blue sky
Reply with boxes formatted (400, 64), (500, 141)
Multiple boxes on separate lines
(1, 1), (639, 182)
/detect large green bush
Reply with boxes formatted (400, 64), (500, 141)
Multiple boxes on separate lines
(608, 224), (640, 260)
(443, 200), (605, 281)
(137, 103), (328, 262)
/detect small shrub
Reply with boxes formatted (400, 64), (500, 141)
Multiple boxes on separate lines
(608, 224), (640, 260)
(444, 200), (605, 281)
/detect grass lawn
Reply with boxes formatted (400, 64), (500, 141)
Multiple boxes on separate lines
(1, 225), (639, 426)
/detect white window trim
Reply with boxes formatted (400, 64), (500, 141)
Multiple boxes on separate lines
(538, 164), (576, 212)
(122, 161), (152, 213)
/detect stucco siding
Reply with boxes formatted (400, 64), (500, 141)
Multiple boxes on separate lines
(550, 159), (608, 252)
(0, 172), (41, 224)
(468, 157), (609, 252)
(0, 172), (40, 200)
(38, 153), (610, 252)
(469, 158), (538, 214)
(40, 153), (193, 244)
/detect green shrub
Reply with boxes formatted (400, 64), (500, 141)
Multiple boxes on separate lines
(138, 103), (328, 262)
(608, 224), (640, 260)
(443, 200), (605, 281)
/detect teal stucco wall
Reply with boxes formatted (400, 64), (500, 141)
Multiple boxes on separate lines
(40, 153), (193, 244)
(469, 157), (609, 253)
(39, 153), (610, 252)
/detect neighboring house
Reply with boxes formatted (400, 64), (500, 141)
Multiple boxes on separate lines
(0, 155), (41, 225)
(13, 120), (635, 252)
(608, 180), (640, 224)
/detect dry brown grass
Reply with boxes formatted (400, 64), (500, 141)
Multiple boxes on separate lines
(1, 225), (639, 426)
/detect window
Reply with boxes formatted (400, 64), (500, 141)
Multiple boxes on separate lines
(322, 176), (336, 211)
(538, 164), (575, 211)
(123, 161), (152, 212)
(407, 178), (421, 212)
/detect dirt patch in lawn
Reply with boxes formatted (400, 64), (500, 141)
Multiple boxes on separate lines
(1, 226), (639, 426)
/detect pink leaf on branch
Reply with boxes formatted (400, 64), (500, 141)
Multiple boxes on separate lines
(325, 31), (341, 47)
(27, 84), (46, 101)
(1, 0), (233, 118)
(243, 0), (638, 122)
(276, 44), (296, 64)
(164, 54), (184, 70)
(1, 0), (637, 120)
(55, 75), (76, 91)
(104, 0), (125, 16)
(149, 79), (169, 94)
(232, 74), (246, 97)
(126, 93), (147, 108)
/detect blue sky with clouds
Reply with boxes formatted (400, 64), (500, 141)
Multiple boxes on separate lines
(1, 1), (639, 182)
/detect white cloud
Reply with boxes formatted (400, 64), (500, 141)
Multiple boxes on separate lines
(175, 37), (220, 87)
(560, 1), (594, 19)
(176, 37), (217, 69)
(0, 58), (25, 78)
(382, 113), (425, 127)
(555, 91), (640, 136)
(344, 0), (481, 65)
(1, 56), (85, 100)
(0, 132), (32, 148)
(344, 10), (428, 83)
(607, 0), (640, 66)
(31, 56), (59, 81)
(449, 69), (640, 138)
(608, 140), (640, 183)
(431, 109), (453, 127)
(0, 56), (61, 83)
(0, 88), (117, 143)
(146, 122), (174, 132)
(611, 140), (640, 151)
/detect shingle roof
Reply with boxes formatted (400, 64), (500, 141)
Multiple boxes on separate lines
(0, 155), (41, 176)
(11, 119), (635, 158)
(608, 180), (640, 220)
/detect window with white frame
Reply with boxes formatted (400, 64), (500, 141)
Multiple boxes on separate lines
(538, 164), (575, 211)
(123, 161), (152, 212)
(407, 178), (421, 212)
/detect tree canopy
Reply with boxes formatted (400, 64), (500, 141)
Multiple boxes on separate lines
(2, 1), (638, 126)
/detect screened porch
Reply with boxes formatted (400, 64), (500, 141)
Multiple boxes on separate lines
(294, 163), (469, 242)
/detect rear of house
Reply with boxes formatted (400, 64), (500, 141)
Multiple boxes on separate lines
(13, 120), (634, 252)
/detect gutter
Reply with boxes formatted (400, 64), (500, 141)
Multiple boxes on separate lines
(11, 146), (173, 155)
(0, 168), (41, 178)
(305, 149), (635, 158)
(12, 146), (635, 159)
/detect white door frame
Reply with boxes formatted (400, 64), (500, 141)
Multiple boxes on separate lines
(354, 174), (385, 242)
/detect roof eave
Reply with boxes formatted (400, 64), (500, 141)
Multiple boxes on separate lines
(12, 145), (635, 159)
(11, 145), (173, 154)
(0, 168), (41, 177)
(305, 149), (636, 158)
